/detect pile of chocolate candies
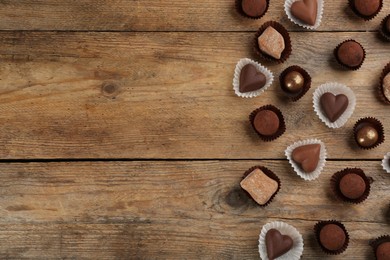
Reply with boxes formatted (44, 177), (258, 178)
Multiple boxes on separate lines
(233, 0), (390, 259)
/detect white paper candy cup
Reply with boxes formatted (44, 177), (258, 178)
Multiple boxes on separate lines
(233, 58), (274, 98)
(285, 139), (327, 181)
(284, 0), (324, 30)
(313, 82), (356, 129)
(259, 221), (304, 260)
(382, 152), (390, 173)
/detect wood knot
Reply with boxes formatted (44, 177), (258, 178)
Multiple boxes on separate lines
(101, 82), (120, 98)
(225, 187), (251, 209)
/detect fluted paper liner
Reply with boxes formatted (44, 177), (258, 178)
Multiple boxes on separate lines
(314, 220), (349, 255)
(379, 15), (390, 41)
(353, 117), (385, 150)
(254, 21), (292, 64)
(259, 221), (304, 260)
(233, 58), (274, 98)
(330, 168), (371, 204)
(285, 139), (327, 181)
(378, 62), (390, 104)
(235, 0), (270, 20)
(284, 0), (324, 30)
(334, 39), (366, 71)
(313, 82), (356, 128)
(242, 165), (281, 207)
(249, 104), (286, 141)
(381, 152), (390, 173)
(279, 65), (311, 102)
(369, 235), (390, 259)
(349, 0), (383, 21)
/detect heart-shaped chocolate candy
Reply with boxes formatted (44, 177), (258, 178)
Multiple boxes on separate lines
(320, 92), (349, 122)
(292, 144), (320, 173)
(239, 64), (266, 93)
(266, 229), (293, 260)
(291, 0), (318, 26)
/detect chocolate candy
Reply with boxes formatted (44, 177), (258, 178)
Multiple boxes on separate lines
(239, 64), (266, 93)
(320, 92), (349, 122)
(353, 0), (381, 17)
(292, 144), (320, 173)
(283, 71), (304, 93)
(383, 72), (390, 102)
(339, 173), (366, 199)
(258, 26), (285, 59)
(241, 0), (267, 18)
(291, 0), (318, 26)
(356, 125), (378, 147)
(319, 224), (346, 251)
(377, 242), (390, 260)
(254, 110), (280, 136)
(336, 40), (364, 68)
(240, 168), (279, 205)
(265, 229), (293, 260)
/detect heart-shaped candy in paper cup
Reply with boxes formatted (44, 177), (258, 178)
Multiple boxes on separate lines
(259, 221), (304, 260)
(313, 82), (356, 129)
(284, 0), (324, 30)
(285, 139), (327, 181)
(233, 58), (274, 98)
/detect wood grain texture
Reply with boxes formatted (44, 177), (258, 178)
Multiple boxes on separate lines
(0, 0), (388, 32)
(0, 161), (388, 259)
(0, 31), (388, 159)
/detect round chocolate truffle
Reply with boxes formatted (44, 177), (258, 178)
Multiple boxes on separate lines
(254, 110), (280, 136)
(319, 224), (346, 251)
(339, 173), (366, 199)
(337, 41), (364, 68)
(241, 0), (267, 18)
(283, 71), (304, 93)
(376, 242), (390, 260)
(353, 0), (381, 17)
(356, 125), (378, 147)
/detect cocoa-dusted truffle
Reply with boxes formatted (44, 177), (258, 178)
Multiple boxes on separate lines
(335, 40), (365, 69)
(315, 221), (349, 254)
(241, 0), (268, 18)
(319, 224), (346, 251)
(352, 0), (381, 17)
(377, 242), (390, 260)
(339, 173), (366, 200)
(250, 105), (286, 141)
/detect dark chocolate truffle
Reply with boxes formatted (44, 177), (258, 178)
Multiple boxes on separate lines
(336, 40), (364, 68)
(266, 229), (293, 260)
(283, 71), (304, 93)
(339, 173), (366, 199)
(356, 125), (379, 147)
(319, 224), (346, 251)
(292, 144), (320, 173)
(239, 64), (267, 93)
(254, 110), (280, 136)
(241, 0), (267, 18)
(377, 242), (390, 260)
(353, 0), (381, 17)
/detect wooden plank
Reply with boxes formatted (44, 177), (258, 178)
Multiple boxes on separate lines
(0, 32), (388, 159)
(0, 221), (387, 259)
(0, 161), (388, 259)
(0, 0), (388, 32)
(0, 161), (388, 224)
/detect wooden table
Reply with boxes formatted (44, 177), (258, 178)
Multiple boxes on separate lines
(0, 1), (389, 259)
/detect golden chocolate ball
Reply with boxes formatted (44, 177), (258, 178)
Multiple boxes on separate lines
(283, 71), (304, 93)
(356, 125), (378, 147)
